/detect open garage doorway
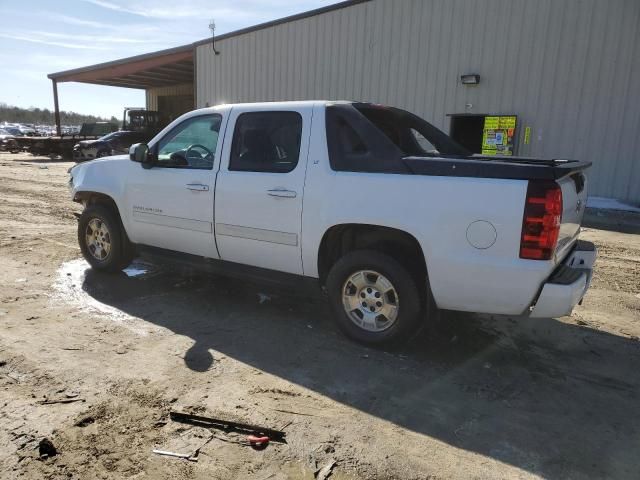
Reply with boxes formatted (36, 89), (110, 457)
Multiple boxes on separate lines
(158, 94), (194, 123)
(449, 113), (518, 156)
(449, 114), (484, 154)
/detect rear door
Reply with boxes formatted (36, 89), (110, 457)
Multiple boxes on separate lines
(214, 105), (313, 275)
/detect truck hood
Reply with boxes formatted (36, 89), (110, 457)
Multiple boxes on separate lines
(70, 154), (129, 172)
(76, 139), (107, 149)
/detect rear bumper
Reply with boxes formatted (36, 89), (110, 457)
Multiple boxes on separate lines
(529, 240), (597, 318)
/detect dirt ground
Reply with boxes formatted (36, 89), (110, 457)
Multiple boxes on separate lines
(0, 152), (638, 480)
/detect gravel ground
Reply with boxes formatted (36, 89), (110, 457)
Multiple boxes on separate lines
(0, 152), (639, 480)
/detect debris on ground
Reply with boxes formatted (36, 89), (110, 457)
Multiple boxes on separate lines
(38, 397), (85, 405)
(122, 260), (154, 278)
(316, 458), (336, 480)
(169, 410), (287, 444)
(153, 428), (216, 462)
(247, 434), (270, 450)
(38, 438), (57, 459)
(74, 416), (95, 427)
(152, 449), (198, 462)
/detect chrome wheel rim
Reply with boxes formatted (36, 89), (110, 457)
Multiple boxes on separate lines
(85, 218), (112, 261)
(342, 270), (399, 332)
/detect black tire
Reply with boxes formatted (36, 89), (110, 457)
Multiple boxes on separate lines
(96, 150), (110, 158)
(326, 250), (425, 346)
(78, 204), (133, 272)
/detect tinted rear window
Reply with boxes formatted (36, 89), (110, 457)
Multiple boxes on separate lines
(353, 104), (470, 157)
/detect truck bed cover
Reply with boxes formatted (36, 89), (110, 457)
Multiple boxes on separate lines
(402, 156), (592, 181)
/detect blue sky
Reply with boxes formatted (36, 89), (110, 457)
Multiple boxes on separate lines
(0, 0), (332, 118)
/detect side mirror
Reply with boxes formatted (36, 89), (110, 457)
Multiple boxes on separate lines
(130, 143), (153, 168)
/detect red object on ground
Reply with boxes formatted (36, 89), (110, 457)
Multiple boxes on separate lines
(247, 435), (270, 449)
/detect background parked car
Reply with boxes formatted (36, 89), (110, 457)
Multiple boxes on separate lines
(73, 130), (148, 162)
(0, 128), (19, 152)
(1, 126), (23, 137)
(18, 124), (37, 136)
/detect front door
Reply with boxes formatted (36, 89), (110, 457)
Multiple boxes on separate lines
(125, 113), (224, 258)
(214, 105), (313, 275)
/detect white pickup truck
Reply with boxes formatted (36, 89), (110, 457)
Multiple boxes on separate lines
(69, 101), (596, 345)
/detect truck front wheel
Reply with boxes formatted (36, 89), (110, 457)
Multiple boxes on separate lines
(78, 204), (133, 272)
(326, 250), (424, 346)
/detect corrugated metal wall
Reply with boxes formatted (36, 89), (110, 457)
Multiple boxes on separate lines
(146, 83), (194, 110)
(195, 0), (640, 203)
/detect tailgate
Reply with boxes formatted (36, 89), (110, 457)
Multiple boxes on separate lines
(556, 171), (588, 261)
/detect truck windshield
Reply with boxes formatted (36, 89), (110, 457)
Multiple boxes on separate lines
(98, 132), (120, 141)
(353, 104), (471, 157)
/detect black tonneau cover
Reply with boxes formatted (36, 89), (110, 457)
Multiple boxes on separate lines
(402, 156), (592, 181)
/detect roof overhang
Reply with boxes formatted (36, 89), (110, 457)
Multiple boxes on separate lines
(47, 1), (370, 90)
(47, 45), (194, 89)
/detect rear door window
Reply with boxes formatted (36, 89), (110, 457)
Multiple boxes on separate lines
(325, 104), (404, 172)
(333, 116), (369, 156)
(410, 128), (438, 154)
(229, 112), (302, 173)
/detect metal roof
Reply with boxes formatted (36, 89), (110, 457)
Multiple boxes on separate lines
(48, 45), (194, 89)
(47, 0), (369, 89)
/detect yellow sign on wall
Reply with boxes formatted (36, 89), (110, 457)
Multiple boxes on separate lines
(482, 115), (517, 156)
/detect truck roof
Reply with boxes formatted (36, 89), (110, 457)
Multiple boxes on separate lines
(196, 100), (358, 112)
(216, 100), (342, 106)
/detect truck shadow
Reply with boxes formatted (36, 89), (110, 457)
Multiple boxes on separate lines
(79, 263), (639, 479)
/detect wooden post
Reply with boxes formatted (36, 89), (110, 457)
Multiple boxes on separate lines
(52, 80), (61, 136)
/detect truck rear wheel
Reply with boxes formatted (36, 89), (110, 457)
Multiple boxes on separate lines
(78, 204), (133, 272)
(326, 250), (424, 346)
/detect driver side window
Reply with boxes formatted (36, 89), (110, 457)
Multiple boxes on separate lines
(156, 114), (222, 170)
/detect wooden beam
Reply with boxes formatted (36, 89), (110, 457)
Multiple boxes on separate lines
(105, 77), (153, 86)
(126, 72), (189, 83)
(152, 64), (194, 76)
(87, 80), (147, 90)
(91, 76), (183, 88)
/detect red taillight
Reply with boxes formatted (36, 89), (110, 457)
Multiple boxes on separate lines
(520, 181), (562, 260)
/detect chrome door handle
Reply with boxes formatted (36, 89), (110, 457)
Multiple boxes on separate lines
(267, 188), (297, 198)
(186, 183), (209, 191)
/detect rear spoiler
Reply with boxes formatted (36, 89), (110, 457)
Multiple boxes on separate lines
(402, 156), (592, 181)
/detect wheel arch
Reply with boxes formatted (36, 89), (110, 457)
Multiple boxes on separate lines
(74, 191), (120, 216)
(317, 223), (428, 287)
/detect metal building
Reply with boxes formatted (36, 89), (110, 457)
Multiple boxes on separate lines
(49, 0), (640, 203)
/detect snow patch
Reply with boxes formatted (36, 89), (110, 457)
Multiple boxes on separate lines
(50, 259), (150, 335)
(587, 196), (640, 213)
